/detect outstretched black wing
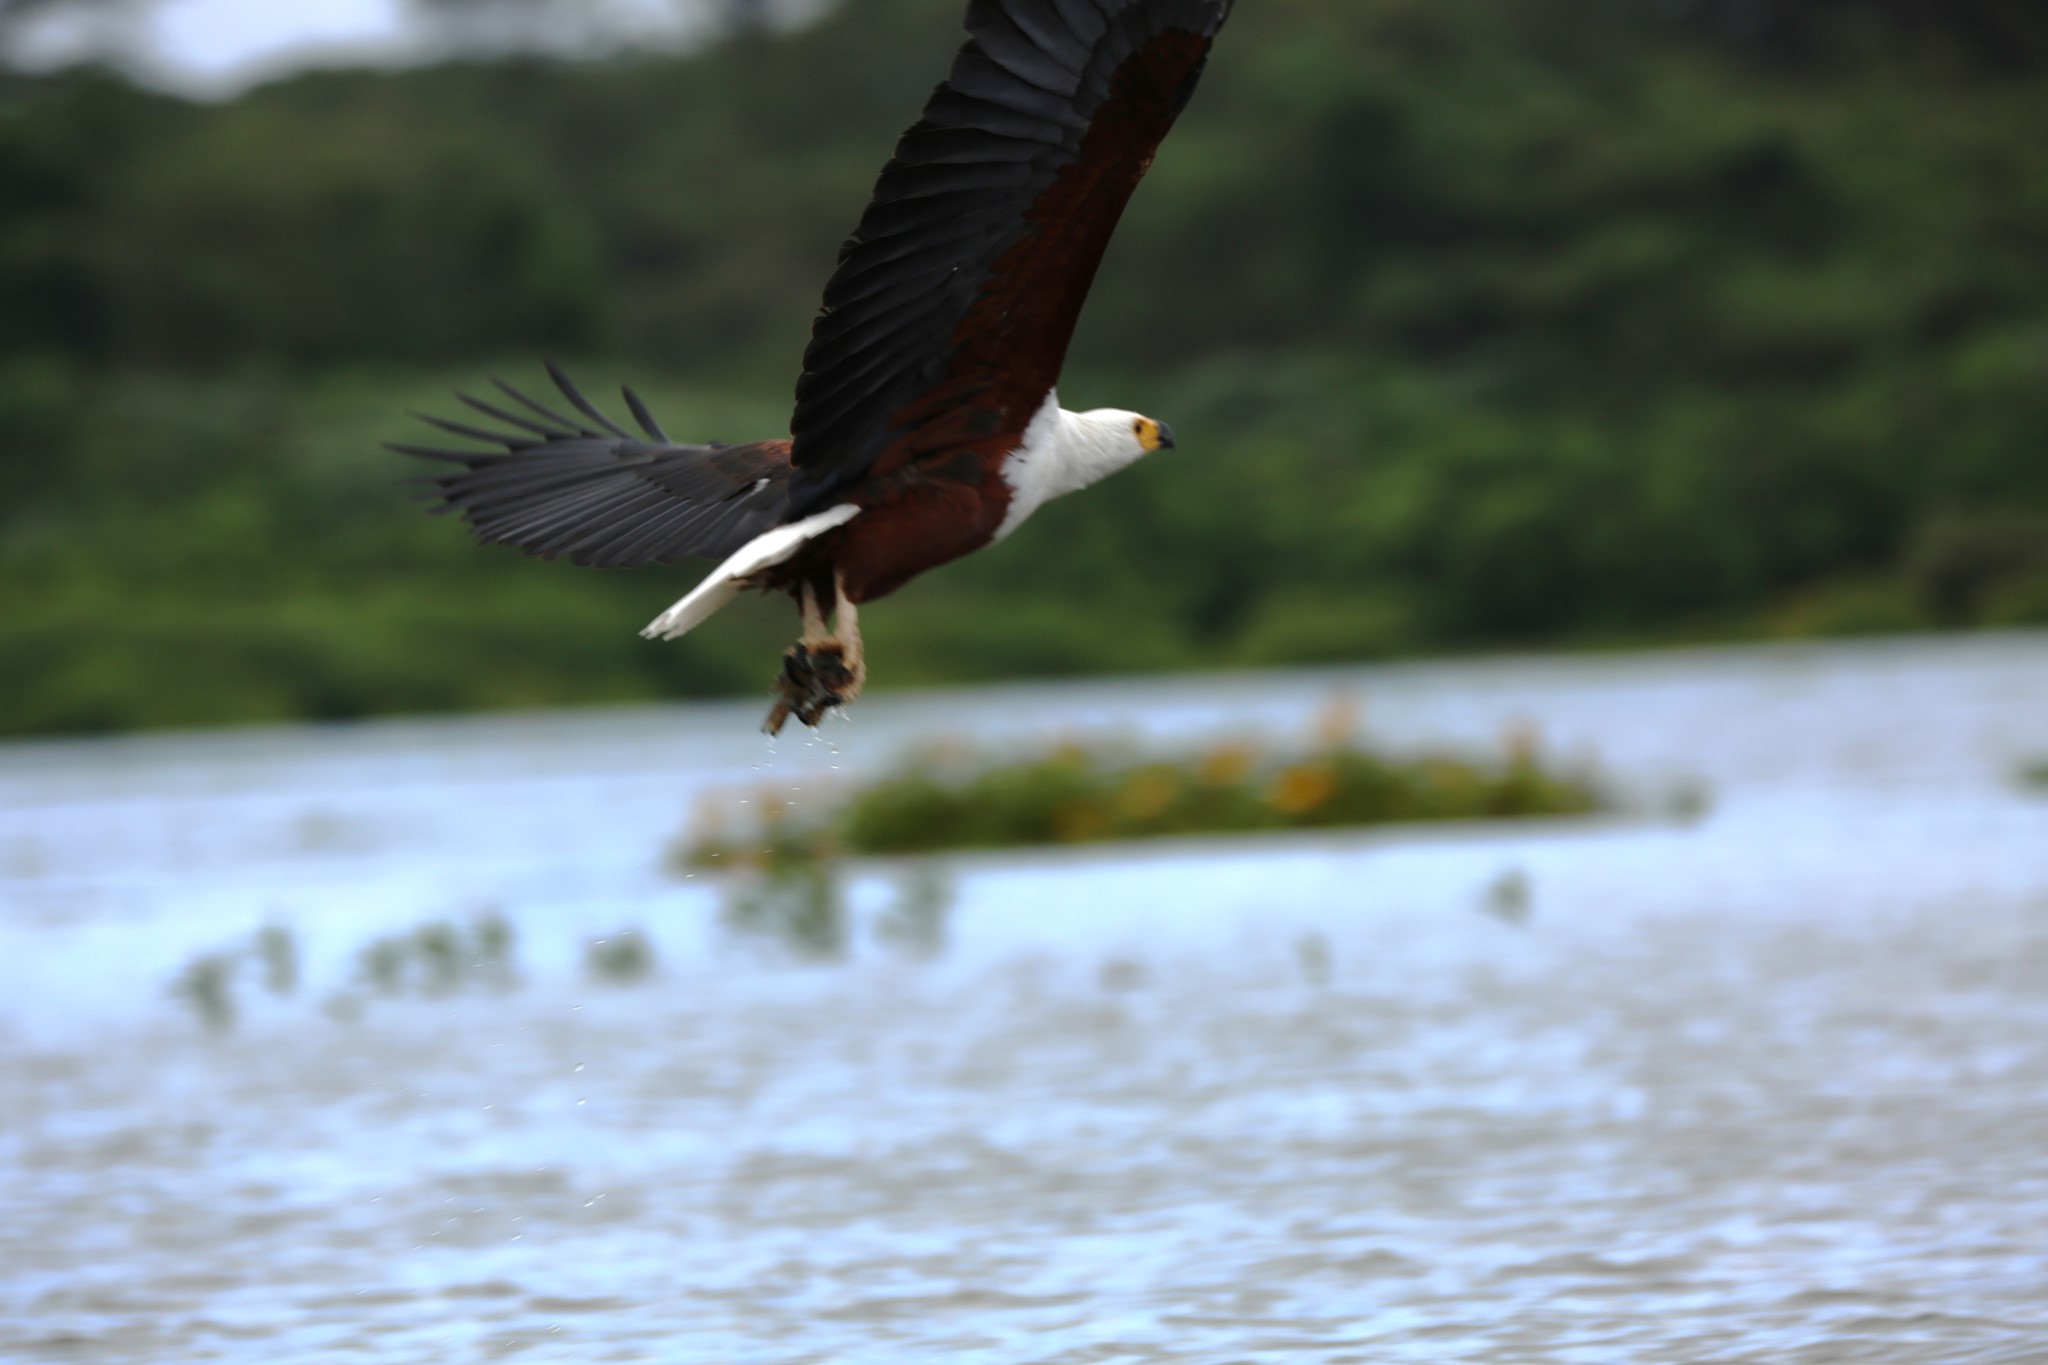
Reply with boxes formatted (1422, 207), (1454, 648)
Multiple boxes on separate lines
(396, 365), (793, 569)
(786, 0), (1233, 516)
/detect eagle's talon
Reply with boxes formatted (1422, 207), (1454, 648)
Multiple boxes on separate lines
(765, 641), (855, 734)
(806, 642), (857, 696)
(781, 643), (816, 690)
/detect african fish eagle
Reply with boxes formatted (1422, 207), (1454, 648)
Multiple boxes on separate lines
(398, 0), (1233, 733)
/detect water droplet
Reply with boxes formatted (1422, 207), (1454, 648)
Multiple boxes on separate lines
(577, 1097), (587, 1105)
(573, 1062), (585, 1072)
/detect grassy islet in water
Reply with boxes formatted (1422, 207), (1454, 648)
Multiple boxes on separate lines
(678, 708), (1602, 868)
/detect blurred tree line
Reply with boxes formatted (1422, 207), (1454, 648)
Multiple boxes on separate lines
(2, 0), (2046, 736)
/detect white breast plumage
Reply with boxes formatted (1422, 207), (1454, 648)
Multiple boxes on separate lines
(992, 392), (1073, 542)
(994, 394), (1156, 542)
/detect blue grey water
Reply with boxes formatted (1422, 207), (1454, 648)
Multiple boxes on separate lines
(3, 635), (2047, 1363)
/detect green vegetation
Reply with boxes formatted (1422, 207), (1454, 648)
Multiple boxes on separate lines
(835, 739), (1596, 852)
(675, 826), (945, 962)
(170, 950), (242, 1031)
(678, 711), (1600, 864)
(584, 929), (657, 984)
(719, 840), (851, 962)
(356, 913), (519, 997)
(254, 922), (299, 996)
(2020, 761), (2048, 794)
(168, 922), (308, 1030)
(5, 0), (2048, 737)
(165, 912), (680, 1030)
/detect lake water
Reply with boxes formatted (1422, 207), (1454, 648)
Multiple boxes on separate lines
(4, 634), (2047, 1363)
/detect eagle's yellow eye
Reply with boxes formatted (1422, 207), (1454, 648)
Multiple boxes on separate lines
(1135, 418), (1173, 453)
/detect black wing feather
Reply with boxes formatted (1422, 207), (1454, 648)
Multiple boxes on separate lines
(544, 361), (637, 441)
(457, 391), (565, 440)
(622, 387), (670, 442)
(398, 372), (793, 567)
(490, 377), (597, 438)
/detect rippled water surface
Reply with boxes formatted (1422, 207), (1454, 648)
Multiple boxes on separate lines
(4, 637), (2048, 1363)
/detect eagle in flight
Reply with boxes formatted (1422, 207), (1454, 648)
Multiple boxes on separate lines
(399, 0), (1234, 733)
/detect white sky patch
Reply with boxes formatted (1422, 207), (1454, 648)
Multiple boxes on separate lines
(5, 0), (835, 96)
(410, 0), (725, 60)
(149, 0), (411, 91)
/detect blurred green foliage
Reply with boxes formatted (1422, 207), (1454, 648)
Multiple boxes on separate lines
(170, 949), (240, 1031)
(355, 912), (518, 996)
(832, 740), (1598, 852)
(168, 920), (303, 1030)
(719, 840), (850, 962)
(706, 833), (955, 963)
(3, 0), (2047, 737)
(678, 710), (1601, 860)
(585, 928), (658, 984)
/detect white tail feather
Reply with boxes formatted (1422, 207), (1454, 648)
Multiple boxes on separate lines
(640, 504), (860, 641)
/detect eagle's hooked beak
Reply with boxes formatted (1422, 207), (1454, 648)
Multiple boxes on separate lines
(1155, 421), (1177, 450)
